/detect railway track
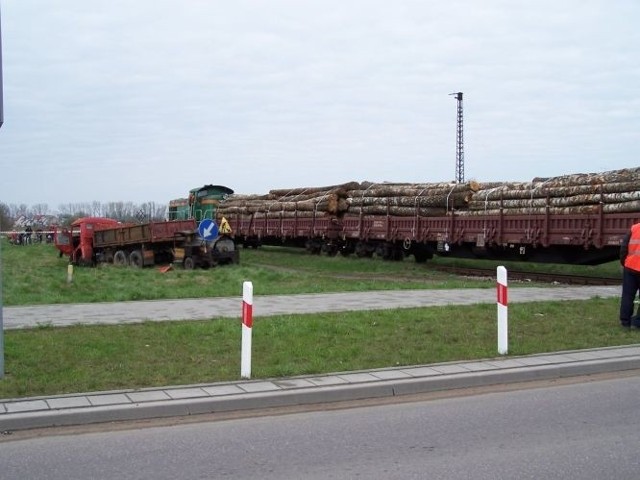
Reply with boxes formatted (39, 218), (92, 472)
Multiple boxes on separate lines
(431, 265), (621, 286)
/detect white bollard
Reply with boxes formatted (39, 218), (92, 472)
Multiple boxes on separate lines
(497, 266), (508, 355)
(241, 281), (253, 379)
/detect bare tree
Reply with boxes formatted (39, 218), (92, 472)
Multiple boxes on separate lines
(139, 201), (167, 221)
(30, 203), (50, 216)
(5, 199), (169, 226)
(91, 201), (103, 217)
(0, 202), (12, 231)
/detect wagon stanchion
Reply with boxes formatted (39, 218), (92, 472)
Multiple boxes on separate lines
(497, 266), (508, 355)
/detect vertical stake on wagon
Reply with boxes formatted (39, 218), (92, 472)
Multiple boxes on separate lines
(497, 266), (508, 355)
(241, 281), (253, 379)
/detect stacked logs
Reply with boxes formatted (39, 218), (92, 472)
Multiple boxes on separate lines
(216, 167), (640, 219)
(216, 182), (357, 219)
(464, 167), (640, 216)
(344, 181), (480, 216)
(217, 181), (481, 218)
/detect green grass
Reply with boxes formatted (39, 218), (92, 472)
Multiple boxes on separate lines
(0, 240), (621, 306)
(0, 238), (629, 399)
(0, 297), (629, 399)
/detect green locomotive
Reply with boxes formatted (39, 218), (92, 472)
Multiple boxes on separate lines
(168, 184), (234, 221)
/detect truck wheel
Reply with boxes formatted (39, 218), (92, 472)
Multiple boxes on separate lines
(183, 257), (195, 270)
(129, 250), (143, 268)
(114, 250), (128, 266)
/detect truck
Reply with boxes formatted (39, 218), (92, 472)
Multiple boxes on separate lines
(54, 185), (239, 269)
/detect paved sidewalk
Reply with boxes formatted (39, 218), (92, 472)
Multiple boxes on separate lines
(0, 285), (630, 432)
(3, 285), (621, 329)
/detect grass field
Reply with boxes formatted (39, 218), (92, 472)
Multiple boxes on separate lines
(0, 240), (621, 306)
(0, 238), (630, 399)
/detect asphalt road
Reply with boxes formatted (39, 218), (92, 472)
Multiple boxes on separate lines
(2, 372), (639, 479)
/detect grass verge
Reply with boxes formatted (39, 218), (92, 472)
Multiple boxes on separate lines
(0, 297), (630, 400)
(1, 241), (621, 306)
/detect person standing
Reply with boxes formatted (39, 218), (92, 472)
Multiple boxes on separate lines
(620, 222), (640, 328)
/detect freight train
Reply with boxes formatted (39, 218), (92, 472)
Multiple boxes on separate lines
(225, 206), (633, 265)
(218, 169), (640, 266)
(54, 185), (238, 268)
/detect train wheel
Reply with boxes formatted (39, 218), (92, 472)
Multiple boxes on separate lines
(183, 256), (195, 270)
(340, 244), (354, 257)
(129, 250), (143, 268)
(323, 243), (339, 256)
(113, 250), (128, 266)
(413, 246), (433, 263)
(355, 242), (373, 258)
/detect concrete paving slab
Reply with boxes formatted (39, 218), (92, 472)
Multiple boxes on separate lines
(509, 357), (552, 366)
(165, 388), (209, 400)
(401, 366), (444, 377)
(87, 394), (131, 406)
(337, 373), (380, 383)
(201, 385), (245, 396)
(126, 391), (172, 403)
(237, 381), (281, 393)
(537, 354), (585, 363)
(273, 379), (317, 389)
(487, 359), (534, 369)
(369, 370), (413, 380)
(306, 375), (349, 386)
(47, 396), (92, 409)
(430, 364), (474, 374)
(457, 361), (503, 371)
(5, 400), (49, 413)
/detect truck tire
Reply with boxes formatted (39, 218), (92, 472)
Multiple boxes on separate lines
(183, 256), (195, 270)
(113, 250), (128, 266)
(129, 250), (143, 268)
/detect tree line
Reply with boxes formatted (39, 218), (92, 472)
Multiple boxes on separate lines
(0, 201), (168, 230)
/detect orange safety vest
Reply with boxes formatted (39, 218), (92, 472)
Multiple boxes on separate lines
(624, 223), (640, 271)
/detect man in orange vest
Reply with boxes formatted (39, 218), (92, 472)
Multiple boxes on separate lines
(620, 222), (640, 328)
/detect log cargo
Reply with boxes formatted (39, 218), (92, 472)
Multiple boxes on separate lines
(217, 167), (640, 220)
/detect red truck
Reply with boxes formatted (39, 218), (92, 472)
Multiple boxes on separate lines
(54, 217), (238, 269)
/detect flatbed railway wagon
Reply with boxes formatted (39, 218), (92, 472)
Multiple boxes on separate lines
(226, 205), (636, 266)
(221, 169), (640, 266)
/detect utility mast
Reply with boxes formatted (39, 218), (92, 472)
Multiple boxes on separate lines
(449, 92), (464, 183)
(0, 6), (4, 379)
(0, 6), (3, 129)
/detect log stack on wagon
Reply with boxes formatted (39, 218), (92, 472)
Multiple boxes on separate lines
(217, 167), (640, 220)
(464, 167), (640, 216)
(217, 181), (482, 218)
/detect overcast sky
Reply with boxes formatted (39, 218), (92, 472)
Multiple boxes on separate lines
(0, 0), (638, 209)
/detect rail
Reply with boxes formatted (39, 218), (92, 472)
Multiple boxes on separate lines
(430, 265), (621, 286)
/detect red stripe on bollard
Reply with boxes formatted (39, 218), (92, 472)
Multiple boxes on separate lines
(242, 302), (253, 328)
(497, 283), (508, 306)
